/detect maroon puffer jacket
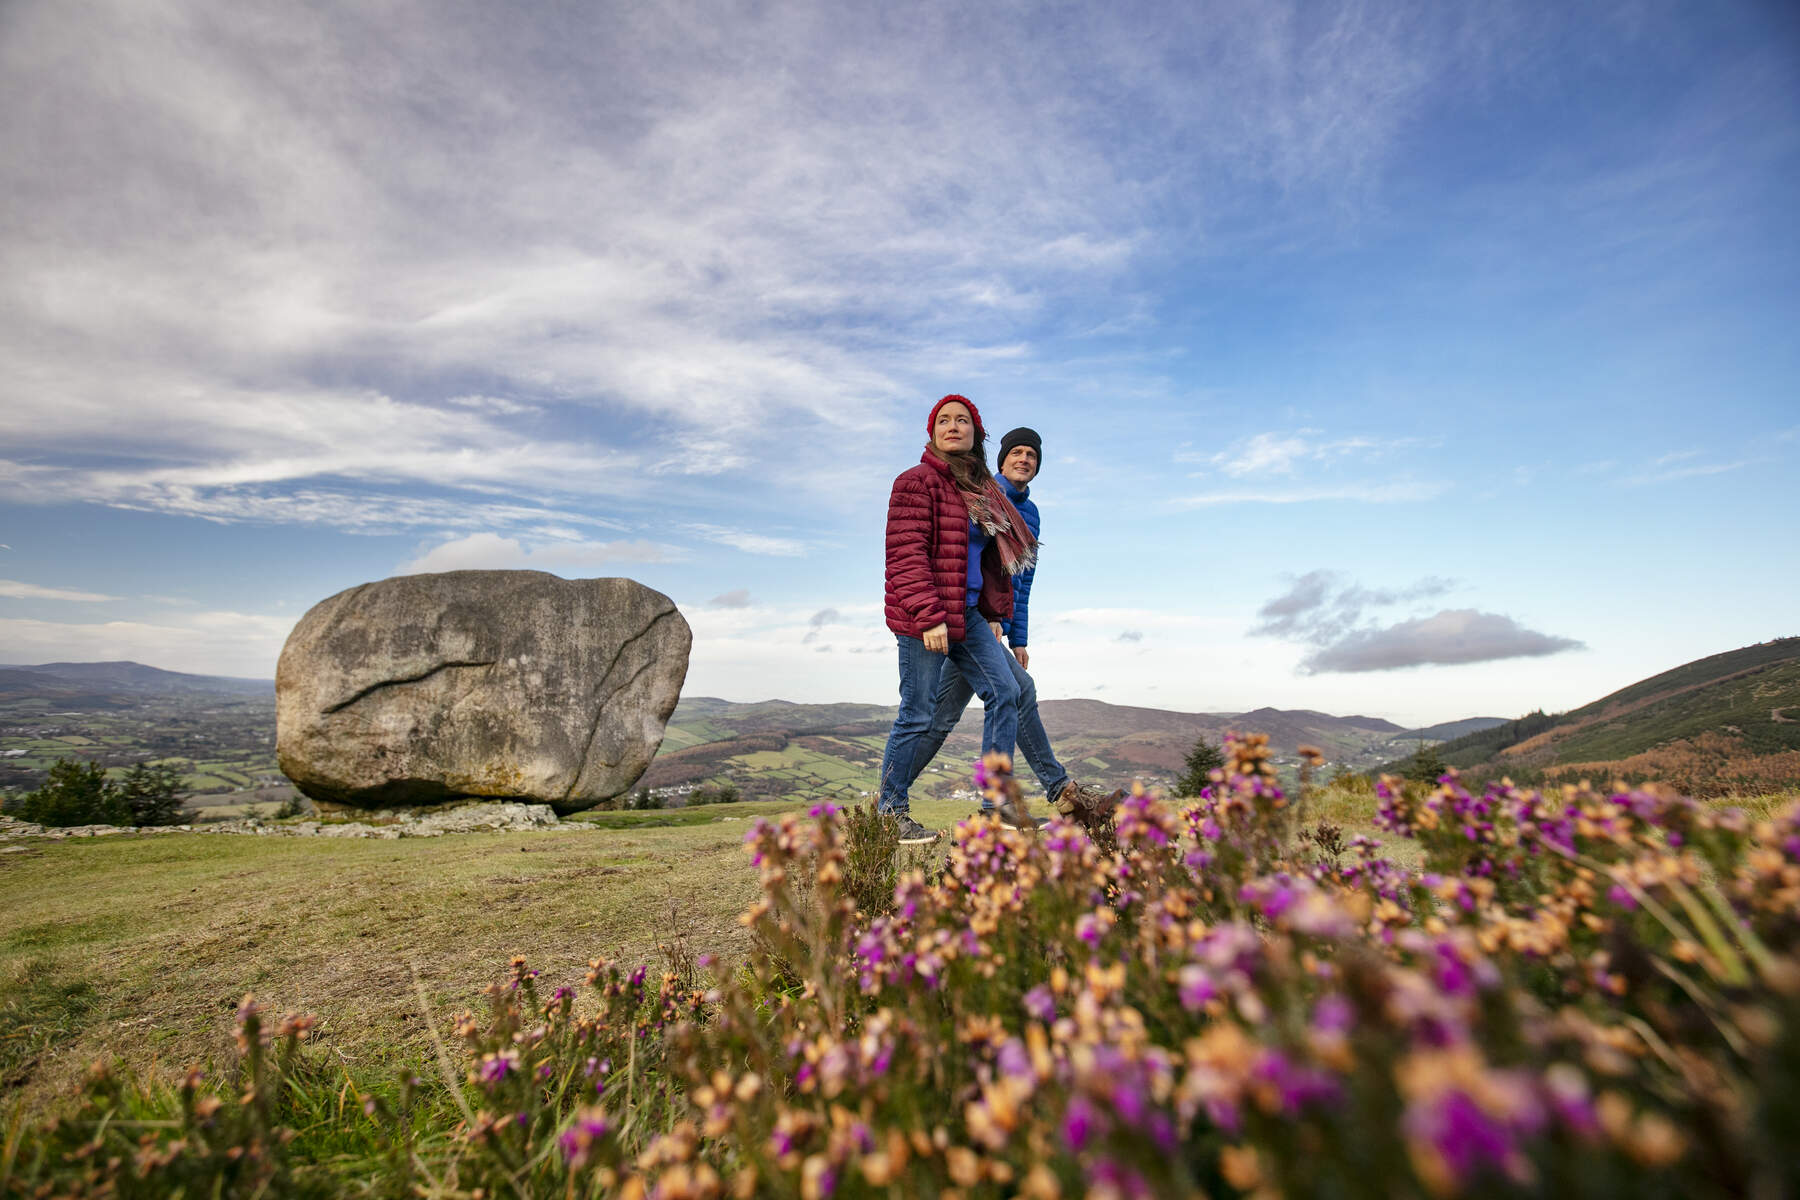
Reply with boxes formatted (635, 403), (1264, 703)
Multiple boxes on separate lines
(884, 450), (1013, 642)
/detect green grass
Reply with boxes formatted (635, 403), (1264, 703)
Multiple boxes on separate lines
(1553, 657), (1800, 762)
(0, 819), (775, 1114)
(0, 958), (101, 1091)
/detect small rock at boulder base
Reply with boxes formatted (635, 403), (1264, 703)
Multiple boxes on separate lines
(276, 572), (690, 814)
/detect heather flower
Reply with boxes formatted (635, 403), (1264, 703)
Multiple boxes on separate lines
(559, 1109), (611, 1169)
(476, 1049), (520, 1086)
(1177, 964), (1217, 1011)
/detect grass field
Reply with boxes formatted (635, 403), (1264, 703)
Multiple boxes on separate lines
(0, 793), (987, 1115)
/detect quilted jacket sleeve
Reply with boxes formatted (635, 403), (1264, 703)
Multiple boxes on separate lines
(1006, 563), (1034, 647)
(885, 472), (944, 632)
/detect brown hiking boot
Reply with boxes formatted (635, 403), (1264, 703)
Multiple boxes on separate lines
(997, 798), (1047, 832)
(1053, 781), (1122, 831)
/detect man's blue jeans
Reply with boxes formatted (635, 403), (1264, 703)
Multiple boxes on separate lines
(878, 610), (1021, 817)
(906, 638), (1069, 811)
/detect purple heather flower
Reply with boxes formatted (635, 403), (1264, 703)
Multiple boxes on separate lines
(997, 1038), (1033, 1081)
(1177, 964), (1217, 1012)
(1254, 1049), (1341, 1114)
(1410, 1091), (1514, 1183)
(1312, 994), (1354, 1034)
(559, 1112), (611, 1163)
(477, 1051), (518, 1085)
(808, 801), (839, 819)
(1087, 1159), (1154, 1200)
(1109, 1077), (1148, 1126)
(1023, 984), (1056, 1023)
(1063, 1094), (1105, 1152)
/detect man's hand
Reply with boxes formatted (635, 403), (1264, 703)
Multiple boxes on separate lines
(1013, 646), (1029, 669)
(988, 620), (1004, 642)
(922, 623), (949, 654)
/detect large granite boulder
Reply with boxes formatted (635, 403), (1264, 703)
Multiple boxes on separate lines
(276, 572), (690, 814)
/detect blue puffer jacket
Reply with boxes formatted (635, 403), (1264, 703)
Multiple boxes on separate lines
(998, 476), (1039, 648)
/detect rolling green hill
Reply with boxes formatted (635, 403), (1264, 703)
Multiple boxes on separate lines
(1381, 637), (1800, 793)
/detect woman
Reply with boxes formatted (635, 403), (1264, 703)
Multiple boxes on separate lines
(878, 394), (1037, 845)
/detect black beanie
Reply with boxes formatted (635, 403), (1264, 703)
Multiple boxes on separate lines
(998, 427), (1042, 472)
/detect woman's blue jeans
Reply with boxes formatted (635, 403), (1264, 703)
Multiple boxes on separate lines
(878, 610), (1020, 817)
(909, 650), (1068, 810)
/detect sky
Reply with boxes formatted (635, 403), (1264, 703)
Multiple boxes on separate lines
(1, 0), (1796, 728)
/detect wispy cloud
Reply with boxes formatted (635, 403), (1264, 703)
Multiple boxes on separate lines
(708, 589), (752, 608)
(686, 525), (807, 557)
(0, 579), (119, 603)
(397, 533), (677, 575)
(1173, 481), (1446, 507)
(1625, 455), (1752, 485)
(1254, 571), (1455, 644)
(1188, 430), (1416, 477)
(1252, 570), (1582, 673)
(0, 0), (1497, 536)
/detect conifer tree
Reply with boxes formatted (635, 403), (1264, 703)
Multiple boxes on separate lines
(1175, 735), (1225, 797)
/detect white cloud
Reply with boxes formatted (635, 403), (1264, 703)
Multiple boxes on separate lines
(0, 579), (118, 603)
(1626, 456), (1751, 485)
(685, 525), (808, 557)
(0, 0), (1495, 533)
(1173, 481), (1446, 507)
(1190, 430), (1425, 478)
(1300, 609), (1585, 674)
(708, 588), (752, 608)
(398, 533), (678, 575)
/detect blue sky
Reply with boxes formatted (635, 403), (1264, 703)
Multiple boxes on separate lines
(1, 0), (1795, 727)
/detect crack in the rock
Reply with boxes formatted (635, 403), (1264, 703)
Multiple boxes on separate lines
(322, 660), (496, 714)
(562, 606), (682, 802)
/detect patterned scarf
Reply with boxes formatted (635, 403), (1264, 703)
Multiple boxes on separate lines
(962, 477), (1038, 576)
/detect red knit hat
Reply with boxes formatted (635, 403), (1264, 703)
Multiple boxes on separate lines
(927, 394), (984, 438)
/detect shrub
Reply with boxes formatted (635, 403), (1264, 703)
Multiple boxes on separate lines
(16, 759), (129, 827)
(119, 761), (187, 826)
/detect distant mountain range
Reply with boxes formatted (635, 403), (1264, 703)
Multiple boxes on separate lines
(1379, 637), (1800, 794)
(9, 643), (1792, 802)
(0, 661), (274, 706)
(645, 694), (1505, 799)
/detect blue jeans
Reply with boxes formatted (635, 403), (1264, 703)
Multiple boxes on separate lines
(907, 639), (1069, 810)
(878, 610), (1021, 816)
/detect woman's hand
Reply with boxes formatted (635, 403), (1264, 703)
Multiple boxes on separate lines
(922, 623), (950, 654)
(1013, 646), (1029, 669)
(988, 620), (1003, 642)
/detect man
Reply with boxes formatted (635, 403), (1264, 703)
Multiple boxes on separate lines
(903, 426), (1113, 831)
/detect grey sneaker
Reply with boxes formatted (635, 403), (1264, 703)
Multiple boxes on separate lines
(895, 816), (940, 845)
(997, 799), (1047, 832)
